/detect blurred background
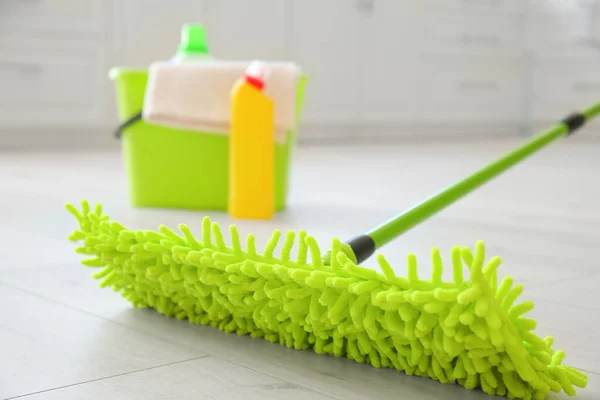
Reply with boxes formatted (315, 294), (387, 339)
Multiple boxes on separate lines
(1, 0), (600, 150)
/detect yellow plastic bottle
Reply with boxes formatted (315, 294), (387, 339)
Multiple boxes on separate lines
(228, 61), (275, 220)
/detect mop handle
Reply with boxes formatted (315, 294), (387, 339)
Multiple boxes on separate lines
(347, 101), (600, 264)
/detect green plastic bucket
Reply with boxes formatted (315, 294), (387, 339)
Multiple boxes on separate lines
(109, 67), (307, 211)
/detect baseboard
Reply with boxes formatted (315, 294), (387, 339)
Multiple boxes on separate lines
(2, 121), (598, 152)
(0, 126), (120, 151)
(296, 122), (528, 145)
(297, 120), (600, 145)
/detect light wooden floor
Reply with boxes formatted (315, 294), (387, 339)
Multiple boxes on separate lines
(1, 138), (599, 399)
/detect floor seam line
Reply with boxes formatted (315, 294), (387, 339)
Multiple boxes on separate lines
(0, 278), (339, 399)
(3, 355), (209, 400)
(526, 296), (600, 313)
(0, 280), (204, 355)
(579, 369), (600, 377)
(523, 271), (600, 291)
(0, 279), (340, 399)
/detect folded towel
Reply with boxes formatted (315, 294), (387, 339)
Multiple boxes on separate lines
(142, 60), (302, 143)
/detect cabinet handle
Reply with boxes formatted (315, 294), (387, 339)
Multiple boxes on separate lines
(461, 34), (502, 47)
(463, 0), (502, 8)
(458, 80), (498, 91)
(356, 0), (375, 13)
(572, 81), (600, 92)
(0, 61), (43, 74)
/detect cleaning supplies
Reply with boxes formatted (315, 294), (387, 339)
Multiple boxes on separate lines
(66, 101), (600, 399)
(228, 61), (275, 220)
(109, 23), (307, 213)
(171, 24), (213, 62)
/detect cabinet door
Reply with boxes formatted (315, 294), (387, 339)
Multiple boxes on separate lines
(422, 0), (525, 14)
(416, 53), (524, 124)
(532, 56), (600, 122)
(202, 0), (287, 60)
(419, 12), (524, 56)
(290, 0), (364, 127)
(0, 37), (105, 127)
(112, 0), (203, 68)
(526, 0), (599, 56)
(0, 0), (106, 35)
(362, 1), (419, 125)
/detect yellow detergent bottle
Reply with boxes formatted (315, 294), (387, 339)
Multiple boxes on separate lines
(228, 61), (275, 220)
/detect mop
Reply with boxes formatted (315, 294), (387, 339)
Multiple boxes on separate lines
(66, 101), (600, 399)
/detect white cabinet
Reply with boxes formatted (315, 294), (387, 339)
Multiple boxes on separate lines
(421, 0), (526, 14)
(0, 0), (107, 132)
(111, 0), (203, 68)
(2, 0), (600, 148)
(416, 54), (524, 124)
(525, 1), (600, 134)
(289, 0), (529, 136)
(111, 0), (287, 67)
(419, 12), (524, 56)
(0, 0), (106, 35)
(290, 0), (365, 126)
(526, 0), (600, 57)
(201, 0), (287, 61)
(361, 1), (418, 124)
(0, 38), (105, 127)
(531, 55), (600, 121)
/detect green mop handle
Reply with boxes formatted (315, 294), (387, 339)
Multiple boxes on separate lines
(346, 101), (600, 264)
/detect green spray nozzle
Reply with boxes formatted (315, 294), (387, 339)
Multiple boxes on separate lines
(178, 24), (210, 55)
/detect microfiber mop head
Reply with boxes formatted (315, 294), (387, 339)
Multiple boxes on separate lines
(66, 201), (586, 400)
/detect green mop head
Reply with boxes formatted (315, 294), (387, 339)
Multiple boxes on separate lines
(66, 200), (587, 400)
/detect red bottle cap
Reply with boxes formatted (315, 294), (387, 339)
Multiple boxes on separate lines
(244, 60), (266, 91)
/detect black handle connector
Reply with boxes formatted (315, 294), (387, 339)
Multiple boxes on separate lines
(562, 112), (586, 135)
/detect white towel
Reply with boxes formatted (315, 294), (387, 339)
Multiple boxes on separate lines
(142, 60), (302, 143)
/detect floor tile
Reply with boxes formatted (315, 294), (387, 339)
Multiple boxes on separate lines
(0, 284), (205, 399)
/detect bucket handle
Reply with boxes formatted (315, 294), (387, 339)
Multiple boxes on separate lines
(114, 112), (142, 138)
